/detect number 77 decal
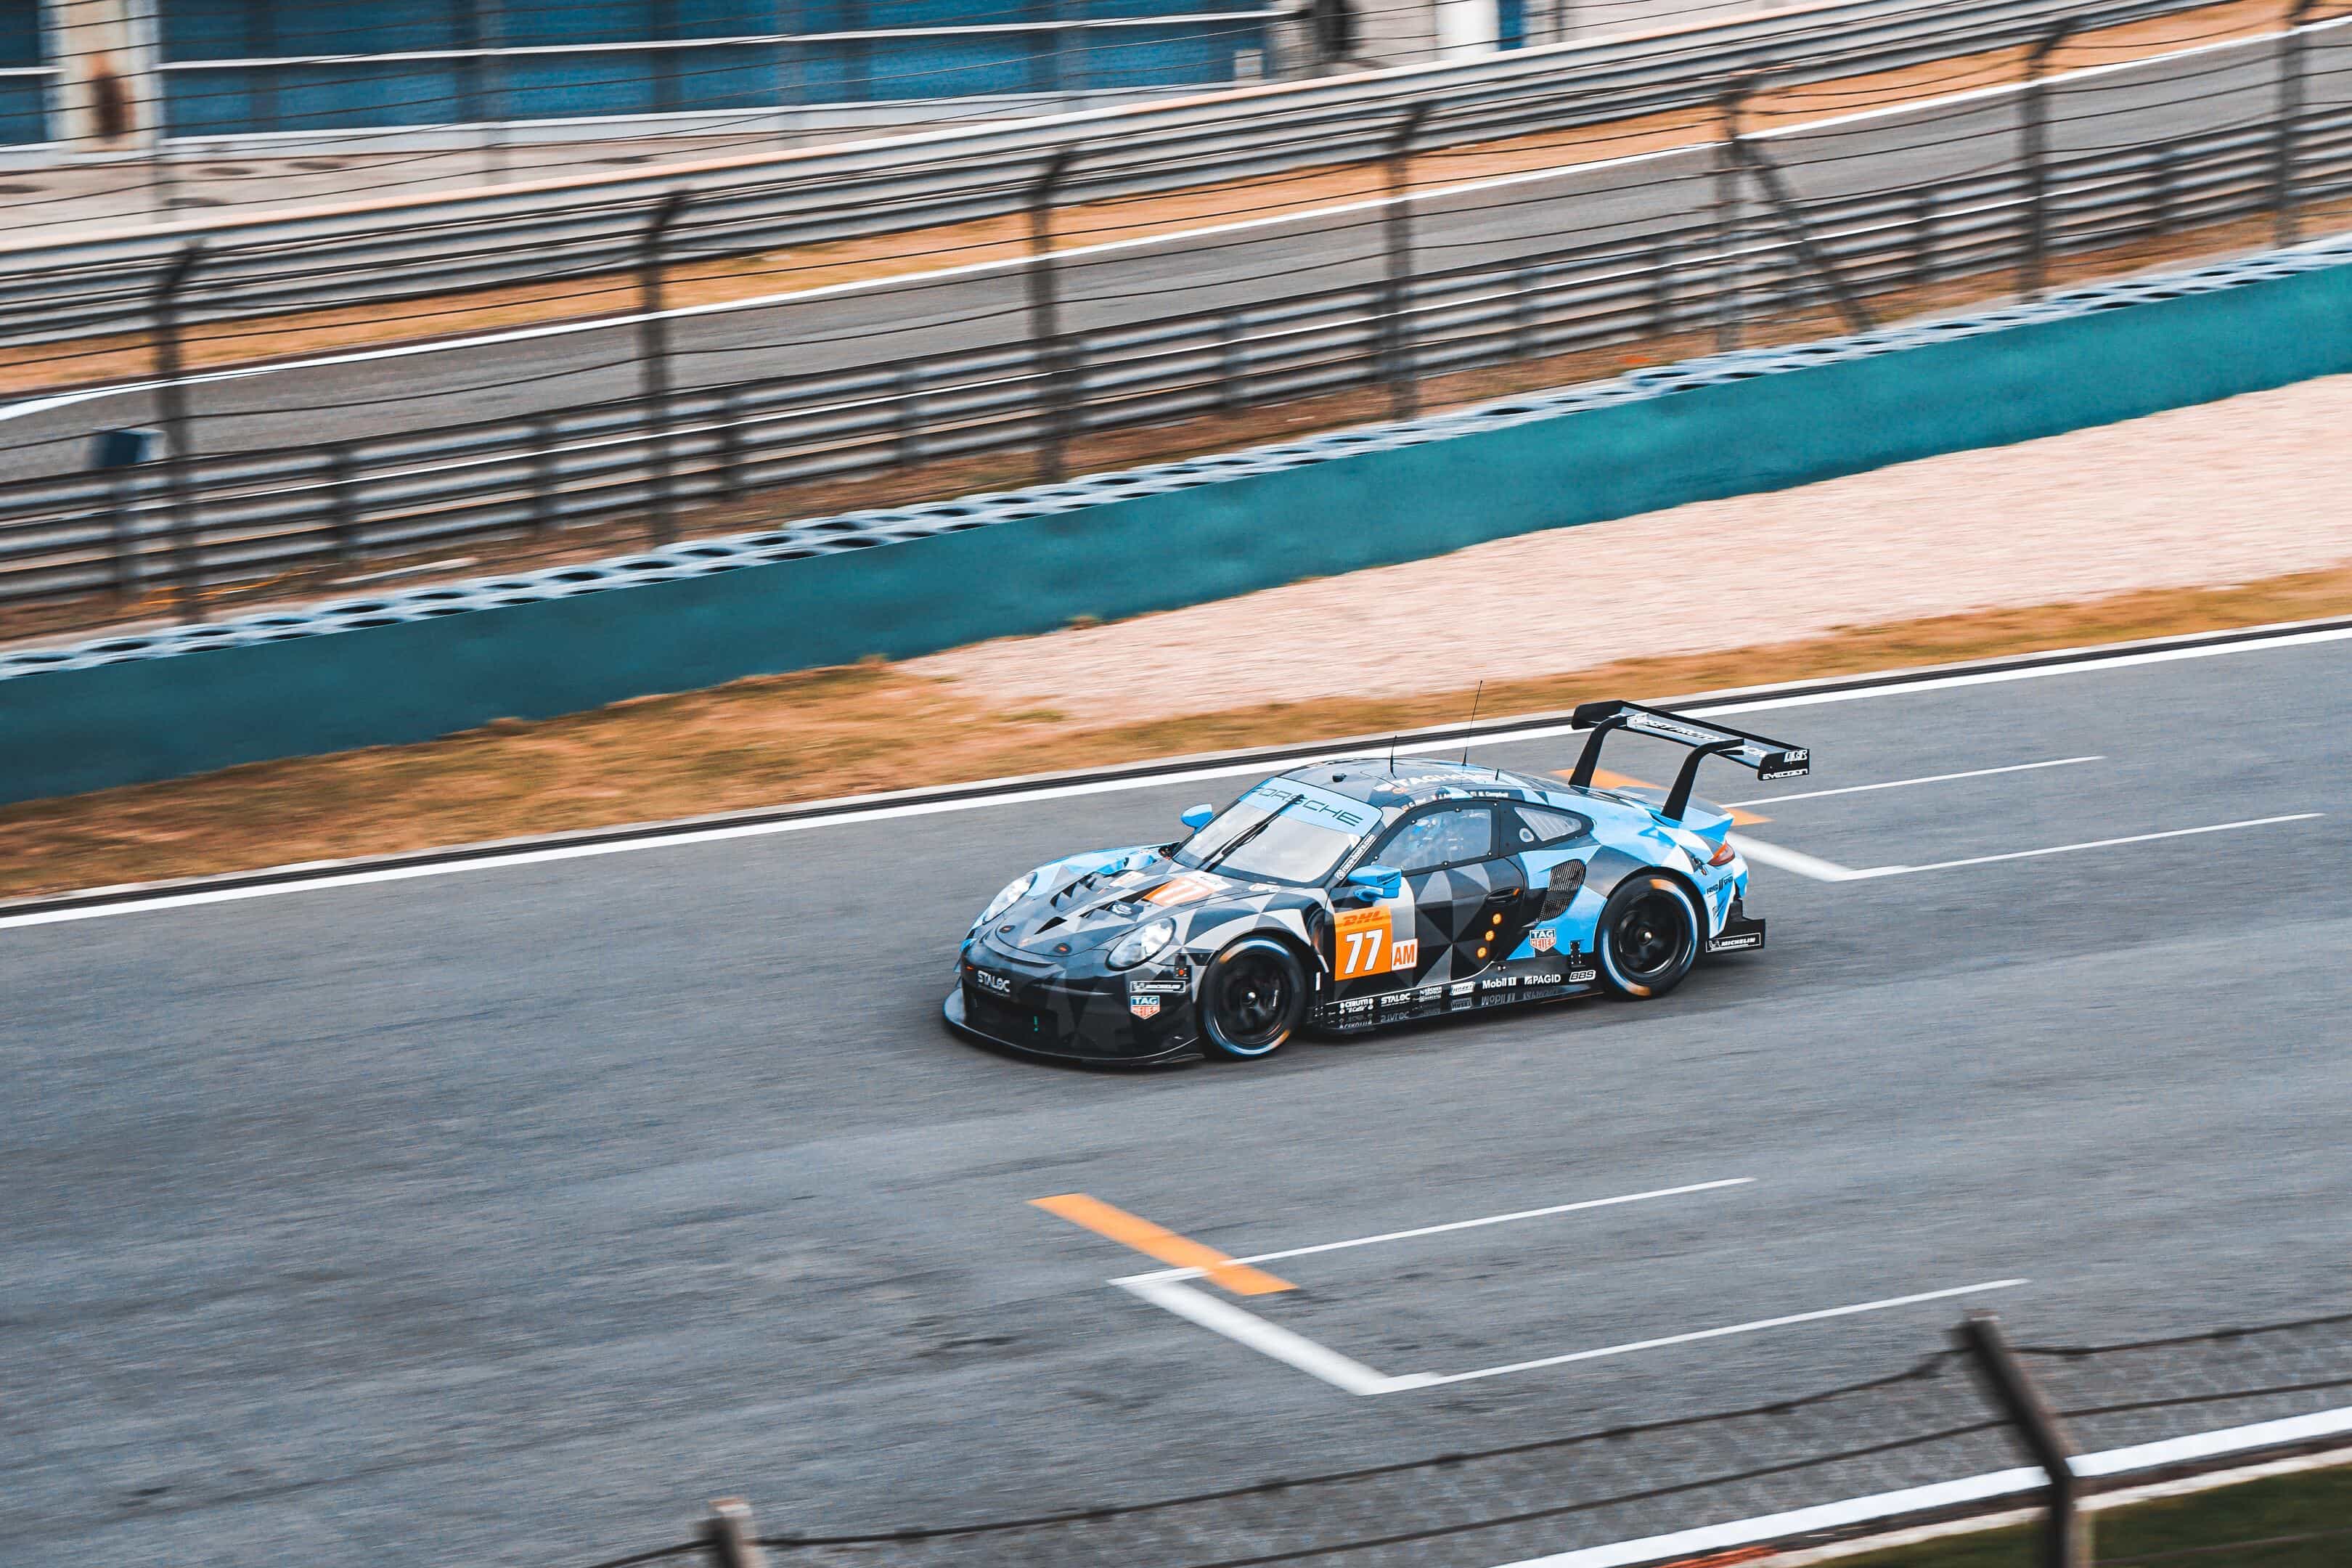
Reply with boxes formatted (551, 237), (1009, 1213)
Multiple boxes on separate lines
(1336, 907), (1416, 979)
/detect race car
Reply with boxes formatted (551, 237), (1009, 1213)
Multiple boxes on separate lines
(945, 701), (1809, 1065)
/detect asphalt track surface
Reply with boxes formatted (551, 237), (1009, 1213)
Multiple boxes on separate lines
(4, 30), (2341, 476)
(6, 626), (2350, 1567)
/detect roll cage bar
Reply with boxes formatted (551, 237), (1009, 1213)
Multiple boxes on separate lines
(1567, 700), (1810, 822)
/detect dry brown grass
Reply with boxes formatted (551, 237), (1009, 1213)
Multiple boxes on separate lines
(7, 559), (2349, 903)
(4, 0), (2290, 396)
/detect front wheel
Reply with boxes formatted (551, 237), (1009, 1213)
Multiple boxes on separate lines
(1198, 936), (1307, 1061)
(1596, 873), (1700, 1000)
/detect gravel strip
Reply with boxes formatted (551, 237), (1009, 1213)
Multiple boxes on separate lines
(910, 372), (2352, 722)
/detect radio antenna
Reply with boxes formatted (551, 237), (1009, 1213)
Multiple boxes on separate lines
(1460, 681), (1484, 766)
(1387, 732), (1398, 769)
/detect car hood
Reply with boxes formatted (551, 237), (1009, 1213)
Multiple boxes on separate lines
(990, 849), (1254, 955)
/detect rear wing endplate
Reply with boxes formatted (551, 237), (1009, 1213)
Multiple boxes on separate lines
(1567, 700), (1810, 822)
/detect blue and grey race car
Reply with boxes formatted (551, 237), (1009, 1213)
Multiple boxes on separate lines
(946, 701), (1809, 1065)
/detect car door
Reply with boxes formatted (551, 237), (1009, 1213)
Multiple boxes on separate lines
(1364, 802), (1528, 991)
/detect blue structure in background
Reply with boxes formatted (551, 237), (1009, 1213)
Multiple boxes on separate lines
(155, 0), (1271, 136)
(0, 0), (43, 142)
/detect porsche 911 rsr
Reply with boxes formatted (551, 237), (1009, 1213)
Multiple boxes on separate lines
(944, 701), (1808, 1065)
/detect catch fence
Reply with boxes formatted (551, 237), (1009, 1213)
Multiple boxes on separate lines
(570, 1309), (2352, 1568)
(5, 18), (2351, 622)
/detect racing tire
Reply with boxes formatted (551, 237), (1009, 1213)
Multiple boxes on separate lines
(1596, 873), (1702, 1000)
(1198, 937), (1308, 1061)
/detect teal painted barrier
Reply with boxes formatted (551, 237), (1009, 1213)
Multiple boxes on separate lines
(8, 248), (2352, 807)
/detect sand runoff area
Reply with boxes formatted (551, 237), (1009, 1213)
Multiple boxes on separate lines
(913, 372), (2352, 722)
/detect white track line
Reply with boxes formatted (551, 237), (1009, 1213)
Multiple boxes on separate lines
(1734, 812), (2322, 883)
(7, 626), (2348, 932)
(1117, 1275), (1415, 1395)
(1490, 1404), (2352, 1568)
(1126, 1178), (1755, 1285)
(1844, 813), (2322, 880)
(1409, 1280), (2030, 1388)
(1116, 1273), (2028, 1395)
(1728, 836), (1874, 882)
(1722, 755), (2102, 807)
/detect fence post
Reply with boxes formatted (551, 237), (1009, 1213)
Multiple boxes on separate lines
(1380, 103), (1430, 419)
(151, 242), (206, 624)
(2021, 20), (2073, 301)
(1218, 311), (1246, 412)
(1958, 1312), (2088, 1568)
(1714, 86), (1746, 353)
(1910, 191), (1936, 292)
(714, 391), (745, 503)
(324, 441), (361, 561)
(1723, 86), (1875, 333)
(637, 189), (691, 545)
(701, 1498), (767, 1568)
(2277, 0), (2319, 245)
(529, 416), (561, 534)
(1025, 146), (1079, 483)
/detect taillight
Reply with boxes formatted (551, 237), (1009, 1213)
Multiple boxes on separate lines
(1707, 839), (1737, 867)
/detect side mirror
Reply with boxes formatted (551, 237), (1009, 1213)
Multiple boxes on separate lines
(1345, 863), (1402, 900)
(1180, 804), (1215, 831)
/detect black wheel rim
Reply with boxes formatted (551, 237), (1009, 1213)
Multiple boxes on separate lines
(1214, 950), (1292, 1048)
(1610, 889), (1691, 981)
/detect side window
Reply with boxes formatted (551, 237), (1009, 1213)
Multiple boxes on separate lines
(1379, 807), (1495, 873)
(1512, 805), (1590, 847)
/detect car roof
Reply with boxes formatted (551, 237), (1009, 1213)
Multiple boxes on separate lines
(1275, 755), (1567, 809)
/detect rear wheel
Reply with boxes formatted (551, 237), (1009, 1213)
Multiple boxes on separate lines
(1198, 937), (1307, 1061)
(1596, 873), (1700, 1000)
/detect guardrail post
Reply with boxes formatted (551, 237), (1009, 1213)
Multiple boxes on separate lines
(1957, 1312), (2088, 1568)
(2021, 20), (2073, 301)
(1714, 86), (1745, 353)
(1218, 311), (1247, 412)
(151, 242), (207, 624)
(2277, 0), (2319, 245)
(637, 189), (691, 545)
(1512, 266), (1541, 361)
(1910, 192), (1937, 292)
(715, 391), (746, 502)
(324, 442), (361, 561)
(2152, 139), (2176, 235)
(1649, 242), (1673, 338)
(895, 366), (926, 467)
(701, 1498), (767, 1568)
(529, 416), (560, 534)
(1381, 103), (1430, 419)
(1025, 147), (1079, 483)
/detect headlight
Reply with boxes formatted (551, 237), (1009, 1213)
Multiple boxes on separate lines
(980, 869), (1042, 923)
(1108, 918), (1177, 971)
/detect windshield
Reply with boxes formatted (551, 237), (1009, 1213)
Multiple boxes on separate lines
(1177, 778), (1378, 886)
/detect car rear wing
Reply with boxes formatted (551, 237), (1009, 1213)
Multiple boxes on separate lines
(1567, 701), (1810, 822)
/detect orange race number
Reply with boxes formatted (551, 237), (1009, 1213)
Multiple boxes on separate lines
(1335, 907), (1417, 980)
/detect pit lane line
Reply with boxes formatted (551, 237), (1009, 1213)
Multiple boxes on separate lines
(7, 620), (2348, 934)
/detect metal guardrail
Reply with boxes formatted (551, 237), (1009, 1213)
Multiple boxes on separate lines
(0, 0), (2229, 347)
(576, 1310), (2352, 1568)
(6, 85), (2345, 621)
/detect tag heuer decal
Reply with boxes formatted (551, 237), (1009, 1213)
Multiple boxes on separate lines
(1129, 995), (1162, 1020)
